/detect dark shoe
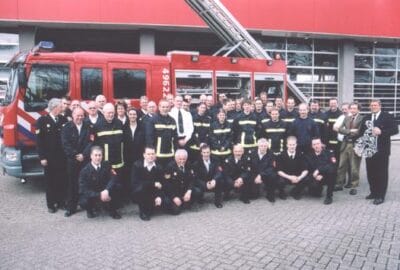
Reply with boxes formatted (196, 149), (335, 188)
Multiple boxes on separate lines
(64, 210), (75, 217)
(333, 186), (343, 192)
(48, 206), (57, 214)
(214, 201), (223, 208)
(278, 191), (287, 200)
(86, 210), (98, 219)
(240, 197), (250, 204)
(344, 183), (352, 189)
(324, 197), (333, 205)
(139, 212), (150, 221)
(110, 210), (122, 219)
(365, 194), (375, 200)
(266, 193), (275, 203)
(57, 203), (66, 210)
(291, 193), (301, 200)
(373, 198), (384, 205)
(349, 189), (357, 195)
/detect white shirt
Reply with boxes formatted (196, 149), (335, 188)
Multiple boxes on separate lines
(334, 114), (348, 141)
(144, 161), (155, 171)
(287, 151), (296, 159)
(203, 159), (210, 171)
(91, 162), (101, 171)
(89, 115), (98, 124)
(373, 111), (381, 121)
(49, 113), (58, 123)
(76, 123), (82, 135)
(169, 107), (194, 139)
(258, 151), (265, 160)
(130, 124), (137, 139)
(118, 116), (127, 125)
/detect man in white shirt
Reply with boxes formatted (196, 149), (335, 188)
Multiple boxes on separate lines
(169, 95), (194, 149)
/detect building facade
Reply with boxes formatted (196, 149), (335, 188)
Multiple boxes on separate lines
(0, 0), (399, 116)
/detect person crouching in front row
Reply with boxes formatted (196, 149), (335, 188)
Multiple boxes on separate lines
(130, 147), (165, 221)
(163, 149), (202, 215)
(79, 146), (122, 219)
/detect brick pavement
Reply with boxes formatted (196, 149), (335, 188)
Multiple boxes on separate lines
(1, 142), (400, 269)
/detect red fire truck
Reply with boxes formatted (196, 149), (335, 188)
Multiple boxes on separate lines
(0, 41), (287, 180)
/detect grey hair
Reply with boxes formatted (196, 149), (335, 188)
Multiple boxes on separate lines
(48, 98), (62, 111)
(175, 149), (188, 158)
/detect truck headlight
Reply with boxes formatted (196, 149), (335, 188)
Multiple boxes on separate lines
(5, 151), (18, 162)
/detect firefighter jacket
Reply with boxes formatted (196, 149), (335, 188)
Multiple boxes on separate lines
(94, 118), (125, 169)
(145, 113), (178, 159)
(163, 161), (195, 198)
(324, 109), (342, 147)
(310, 110), (328, 143)
(35, 114), (68, 165)
(226, 110), (238, 125)
(250, 151), (277, 180)
(289, 117), (320, 150)
(305, 149), (336, 176)
(233, 112), (259, 149)
(222, 155), (252, 183)
(260, 119), (288, 155)
(280, 109), (299, 124)
(209, 120), (232, 156)
(189, 113), (211, 151)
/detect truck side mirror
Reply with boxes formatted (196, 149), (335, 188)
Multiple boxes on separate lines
(17, 67), (27, 89)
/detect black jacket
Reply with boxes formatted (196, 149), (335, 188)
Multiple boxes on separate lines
(193, 157), (223, 184)
(123, 123), (145, 166)
(163, 161), (195, 198)
(130, 160), (164, 194)
(250, 151), (277, 180)
(305, 149), (336, 176)
(222, 155), (252, 182)
(61, 121), (93, 162)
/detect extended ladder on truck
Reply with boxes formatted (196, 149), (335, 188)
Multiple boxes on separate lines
(185, 0), (308, 103)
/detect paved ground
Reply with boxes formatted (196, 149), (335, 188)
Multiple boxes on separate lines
(1, 143), (400, 270)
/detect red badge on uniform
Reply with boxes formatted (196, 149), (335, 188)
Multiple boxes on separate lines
(331, 157), (336, 163)
(90, 134), (95, 141)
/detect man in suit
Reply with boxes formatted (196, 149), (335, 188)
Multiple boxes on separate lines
(169, 95), (194, 150)
(360, 99), (398, 205)
(131, 147), (164, 221)
(163, 149), (201, 215)
(193, 144), (224, 208)
(79, 146), (121, 219)
(61, 107), (93, 217)
(36, 98), (68, 213)
(336, 102), (364, 195)
(222, 144), (252, 204)
(250, 138), (280, 202)
(276, 136), (309, 200)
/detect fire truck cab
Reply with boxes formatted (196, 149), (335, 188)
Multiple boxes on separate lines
(0, 41), (287, 180)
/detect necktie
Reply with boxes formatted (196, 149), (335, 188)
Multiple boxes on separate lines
(350, 116), (355, 129)
(290, 155), (294, 160)
(96, 166), (100, 172)
(178, 109), (184, 134)
(54, 116), (58, 123)
(372, 113), (376, 124)
(205, 161), (209, 172)
(180, 166), (184, 173)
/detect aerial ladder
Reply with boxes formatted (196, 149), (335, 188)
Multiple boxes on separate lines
(185, 0), (308, 103)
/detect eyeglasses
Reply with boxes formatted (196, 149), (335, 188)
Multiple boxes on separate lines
(88, 107), (96, 109)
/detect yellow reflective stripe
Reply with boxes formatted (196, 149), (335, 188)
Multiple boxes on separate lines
(104, 144), (109, 161)
(329, 140), (338, 144)
(194, 122), (210, 127)
(241, 132), (257, 148)
(190, 145), (200, 150)
(268, 139), (272, 149)
(211, 149), (231, 155)
(313, 119), (325, 124)
(238, 120), (257, 125)
(280, 139), (284, 152)
(97, 130), (123, 137)
(243, 143), (257, 148)
(156, 136), (174, 158)
(241, 132), (245, 146)
(112, 162), (124, 169)
(266, 128), (286, 133)
(154, 124), (176, 129)
(121, 142), (124, 164)
(283, 119), (295, 122)
(261, 119), (270, 123)
(328, 118), (337, 123)
(227, 119), (234, 123)
(213, 128), (231, 134)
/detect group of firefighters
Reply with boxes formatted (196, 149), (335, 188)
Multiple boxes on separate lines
(35, 92), (368, 221)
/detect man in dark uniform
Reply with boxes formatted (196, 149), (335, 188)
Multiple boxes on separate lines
(276, 136), (309, 200)
(163, 149), (202, 215)
(309, 99), (328, 144)
(359, 99), (398, 205)
(193, 144), (224, 208)
(145, 99), (178, 168)
(233, 99), (259, 154)
(280, 97), (298, 128)
(210, 109), (233, 163)
(61, 107), (93, 217)
(79, 146), (121, 219)
(84, 100), (104, 134)
(250, 138), (280, 202)
(131, 147), (164, 221)
(289, 103), (320, 153)
(260, 108), (288, 155)
(188, 103), (211, 161)
(36, 98), (68, 213)
(253, 98), (267, 125)
(223, 144), (252, 204)
(305, 137), (337, 205)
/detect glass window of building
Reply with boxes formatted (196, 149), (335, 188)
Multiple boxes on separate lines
(354, 42), (399, 117)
